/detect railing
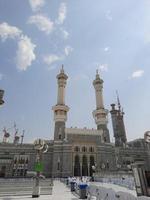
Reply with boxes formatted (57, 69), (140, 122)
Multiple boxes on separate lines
(94, 171), (135, 190)
(0, 178), (53, 196)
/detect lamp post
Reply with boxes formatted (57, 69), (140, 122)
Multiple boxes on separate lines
(91, 165), (96, 181)
(0, 89), (4, 106)
(144, 131), (150, 144)
(32, 139), (48, 198)
(144, 132), (150, 168)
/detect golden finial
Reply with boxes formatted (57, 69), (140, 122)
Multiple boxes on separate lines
(60, 64), (64, 73)
(116, 90), (121, 111)
(96, 69), (99, 75)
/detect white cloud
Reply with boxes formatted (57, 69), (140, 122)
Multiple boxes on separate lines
(61, 29), (69, 39)
(0, 22), (36, 71)
(98, 64), (108, 72)
(64, 46), (73, 56)
(43, 54), (63, 65)
(131, 70), (144, 78)
(0, 22), (22, 41)
(28, 14), (54, 34)
(105, 10), (112, 21)
(44, 46), (72, 70)
(0, 73), (3, 80)
(56, 3), (67, 24)
(104, 47), (110, 52)
(16, 35), (36, 71)
(29, 0), (45, 12)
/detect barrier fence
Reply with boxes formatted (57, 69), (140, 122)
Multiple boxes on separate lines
(61, 177), (150, 200)
(0, 178), (53, 196)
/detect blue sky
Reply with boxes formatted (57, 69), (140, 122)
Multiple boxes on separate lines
(0, 0), (150, 143)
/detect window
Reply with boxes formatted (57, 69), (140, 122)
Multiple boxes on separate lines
(20, 169), (24, 176)
(26, 158), (29, 164)
(106, 161), (109, 169)
(74, 146), (80, 152)
(24, 169), (27, 176)
(82, 146), (87, 152)
(57, 162), (60, 170)
(59, 134), (61, 139)
(12, 169), (15, 176)
(89, 147), (94, 152)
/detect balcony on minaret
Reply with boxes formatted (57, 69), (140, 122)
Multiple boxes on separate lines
(52, 104), (69, 122)
(57, 65), (68, 83)
(93, 71), (103, 92)
(93, 109), (108, 126)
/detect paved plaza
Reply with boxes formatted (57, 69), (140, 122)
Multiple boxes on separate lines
(0, 180), (79, 200)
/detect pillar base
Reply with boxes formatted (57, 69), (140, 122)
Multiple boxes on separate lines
(32, 185), (40, 198)
(32, 195), (40, 198)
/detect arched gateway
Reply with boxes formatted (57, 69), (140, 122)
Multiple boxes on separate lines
(74, 154), (95, 177)
(74, 155), (80, 176)
(89, 155), (95, 176)
(82, 155), (88, 176)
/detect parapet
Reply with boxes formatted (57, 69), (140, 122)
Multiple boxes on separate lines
(65, 127), (103, 136)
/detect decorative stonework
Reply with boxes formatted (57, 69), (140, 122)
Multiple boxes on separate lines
(52, 105), (69, 122)
(65, 127), (103, 136)
(93, 109), (108, 125)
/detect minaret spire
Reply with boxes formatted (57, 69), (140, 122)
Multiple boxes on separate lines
(116, 90), (121, 111)
(56, 65), (68, 105)
(93, 70), (104, 109)
(61, 64), (64, 73)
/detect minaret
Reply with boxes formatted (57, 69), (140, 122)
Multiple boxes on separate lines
(92, 70), (110, 142)
(110, 103), (120, 146)
(110, 93), (127, 147)
(52, 65), (69, 141)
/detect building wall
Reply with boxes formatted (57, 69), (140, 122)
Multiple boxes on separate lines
(0, 137), (150, 178)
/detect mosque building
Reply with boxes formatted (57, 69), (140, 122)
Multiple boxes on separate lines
(0, 66), (150, 180)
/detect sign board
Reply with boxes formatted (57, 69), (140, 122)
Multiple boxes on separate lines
(26, 171), (36, 177)
(35, 162), (43, 172)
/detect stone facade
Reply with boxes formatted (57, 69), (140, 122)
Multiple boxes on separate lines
(0, 67), (150, 178)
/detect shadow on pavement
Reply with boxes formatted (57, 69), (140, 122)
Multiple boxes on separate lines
(2, 197), (33, 200)
(71, 198), (79, 200)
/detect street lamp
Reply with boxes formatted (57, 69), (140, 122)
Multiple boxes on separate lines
(0, 89), (4, 106)
(91, 165), (96, 181)
(144, 131), (150, 143)
(32, 139), (48, 198)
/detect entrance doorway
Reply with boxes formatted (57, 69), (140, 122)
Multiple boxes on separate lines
(82, 155), (88, 176)
(0, 166), (6, 177)
(74, 155), (80, 176)
(89, 155), (95, 176)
